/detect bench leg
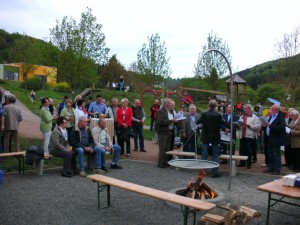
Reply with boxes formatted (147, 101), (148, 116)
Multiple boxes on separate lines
(231, 160), (237, 176)
(181, 206), (196, 225)
(97, 182), (111, 209)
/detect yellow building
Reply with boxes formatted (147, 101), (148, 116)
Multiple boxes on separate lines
(0, 62), (57, 84)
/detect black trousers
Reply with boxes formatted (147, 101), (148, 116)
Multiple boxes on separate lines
(49, 149), (76, 173)
(239, 137), (255, 166)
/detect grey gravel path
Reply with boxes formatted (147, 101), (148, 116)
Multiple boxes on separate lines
(0, 160), (299, 225)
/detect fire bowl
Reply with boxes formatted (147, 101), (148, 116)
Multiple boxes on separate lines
(167, 187), (226, 209)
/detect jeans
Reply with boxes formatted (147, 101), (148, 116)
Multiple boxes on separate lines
(268, 146), (281, 172)
(75, 146), (105, 171)
(42, 131), (51, 154)
(101, 143), (121, 163)
(133, 126), (144, 150)
(201, 143), (220, 176)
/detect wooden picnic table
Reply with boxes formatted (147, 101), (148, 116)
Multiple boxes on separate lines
(257, 174), (300, 225)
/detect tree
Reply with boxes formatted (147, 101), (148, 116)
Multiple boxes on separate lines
(137, 33), (171, 88)
(274, 26), (300, 106)
(194, 31), (232, 90)
(49, 7), (110, 89)
(256, 83), (286, 105)
(98, 55), (127, 88)
(12, 35), (39, 92)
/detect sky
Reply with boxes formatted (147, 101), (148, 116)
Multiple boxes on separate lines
(1, 0), (300, 79)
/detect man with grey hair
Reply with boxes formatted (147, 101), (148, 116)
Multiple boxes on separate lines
(156, 98), (177, 168)
(288, 109), (300, 172)
(4, 95), (22, 152)
(181, 104), (201, 153)
(197, 99), (224, 178)
(263, 104), (286, 175)
(69, 116), (107, 177)
(132, 99), (146, 152)
(237, 103), (260, 169)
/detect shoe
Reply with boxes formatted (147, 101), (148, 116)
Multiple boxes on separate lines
(134, 148), (138, 151)
(261, 164), (268, 167)
(126, 154), (130, 157)
(237, 164), (246, 167)
(163, 163), (171, 167)
(61, 172), (72, 178)
(111, 164), (123, 169)
(101, 167), (108, 173)
(247, 165), (251, 169)
(95, 168), (106, 174)
(157, 164), (167, 168)
(219, 160), (228, 164)
(44, 153), (52, 159)
(212, 174), (222, 178)
(140, 149), (147, 152)
(271, 171), (280, 175)
(263, 169), (273, 173)
(79, 171), (87, 177)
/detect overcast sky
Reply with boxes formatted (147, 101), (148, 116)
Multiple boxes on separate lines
(1, 0), (299, 78)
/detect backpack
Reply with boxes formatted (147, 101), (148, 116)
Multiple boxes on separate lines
(25, 145), (44, 165)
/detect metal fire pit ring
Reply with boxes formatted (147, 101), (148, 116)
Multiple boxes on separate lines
(168, 159), (219, 170)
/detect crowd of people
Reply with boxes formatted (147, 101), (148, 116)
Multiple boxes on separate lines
(1, 88), (299, 179)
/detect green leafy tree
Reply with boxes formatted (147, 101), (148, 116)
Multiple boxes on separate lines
(49, 7), (109, 89)
(195, 31), (232, 90)
(11, 35), (40, 92)
(274, 26), (300, 106)
(98, 55), (127, 87)
(256, 83), (286, 105)
(137, 33), (171, 88)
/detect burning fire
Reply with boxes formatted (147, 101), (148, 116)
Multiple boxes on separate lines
(181, 170), (218, 200)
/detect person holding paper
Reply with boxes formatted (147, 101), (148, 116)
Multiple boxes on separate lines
(156, 98), (177, 168)
(181, 104), (201, 153)
(237, 104), (261, 169)
(220, 104), (239, 162)
(263, 104), (286, 175)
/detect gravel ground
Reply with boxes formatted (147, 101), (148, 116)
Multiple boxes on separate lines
(1, 160), (299, 225)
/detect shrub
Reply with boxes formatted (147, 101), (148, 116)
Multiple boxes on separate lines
(19, 77), (48, 91)
(51, 82), (71, 92)
(0, 79), (6, 84)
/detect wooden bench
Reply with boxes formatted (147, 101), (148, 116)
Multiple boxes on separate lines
(166, 150), (197, 159)
(87, 174), (215, 225)
(219, 155), (248, 176)
(0, 151), (26, 174)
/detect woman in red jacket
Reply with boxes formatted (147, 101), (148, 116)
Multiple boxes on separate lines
(116, 98), (132, 157)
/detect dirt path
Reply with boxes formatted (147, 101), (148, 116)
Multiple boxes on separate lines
(16, 99), (43, 139)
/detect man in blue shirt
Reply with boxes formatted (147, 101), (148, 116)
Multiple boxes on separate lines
(88, 95), (107, 117)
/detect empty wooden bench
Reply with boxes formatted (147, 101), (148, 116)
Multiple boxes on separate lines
(219, 155), (248, 176)
(0, 151), (26, 174)
(166, 150), (197, 159)
(87, 174), (215, 225)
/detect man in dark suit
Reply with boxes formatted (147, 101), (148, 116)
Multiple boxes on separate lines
(263, 104), (286, 175)
(156, 98), (177, 168)
(181, 104), (201, 153)
(197, 100), (224, 178)
(220, 104), (239, 160)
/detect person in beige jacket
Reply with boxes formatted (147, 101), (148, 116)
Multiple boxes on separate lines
(290, 110), (300, 172)
(92, 119), (122, 169)
(237, 104), (261, 169)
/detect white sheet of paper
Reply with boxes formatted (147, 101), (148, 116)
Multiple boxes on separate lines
(286, 126), (291, 134)
(220, 131), (230, 142)
(175, 116), (186, 121)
